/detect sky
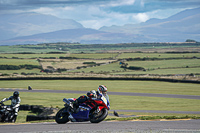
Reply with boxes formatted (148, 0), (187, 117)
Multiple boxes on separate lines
(0, 0), (200, 29)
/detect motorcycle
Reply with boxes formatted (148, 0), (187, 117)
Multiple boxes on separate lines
(0, 103), (17, 123)
(55, 95), (110, 124)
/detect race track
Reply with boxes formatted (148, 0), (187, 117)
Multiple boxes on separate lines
(1, 88), (200, 100)
(1, 88), (200, 114)
(0, 120), (200, 133)
(1, 88), (200, 132)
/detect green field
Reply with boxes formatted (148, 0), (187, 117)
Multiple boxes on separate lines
(1, 91), (199, 112)
(0, 45), (200, 77)
(1, 89), (199, 123)
(72, 60), (200, 75)
(69, 53), (119, 59)
(0, 80), (200, 123)
(0, 45), (61, 53)
(0, 59), (39, 65)
(1, 52), (199, 76)
(117, 52), (200, 59)
(127, 59), (200, 69)
(0, 54), (66, 59)
(0, 80), (200, 95)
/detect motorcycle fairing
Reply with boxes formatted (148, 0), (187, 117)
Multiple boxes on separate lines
(72, 104), (91, 122)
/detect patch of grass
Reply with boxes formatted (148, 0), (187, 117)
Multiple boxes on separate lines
(105, 115), (200, 121)
(68, 53), (118, 59)
(1, 92), (200, 112)
(0, 59), (39, 66)
(117, 53), (200, 59)
(114, 67), (200, 75)
(109, 95), (200, 112)
(72, 62), (123, 73)
(0, 54), (66, 59)
(0, 68), (41, 74)
(126, 59), (200, 70)
(16, 111), (36, 123)
(109, 111), (200, 117)
(1, 91), (200, 123)
(39, 59), (114, 70)
(0, 80), (200, 95)
(0, 92), (81, 108)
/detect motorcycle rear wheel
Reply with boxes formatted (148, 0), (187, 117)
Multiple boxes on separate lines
(55, 108), (69, 124)
(89, 108), (108, 123)
(0, 114), (4, 122)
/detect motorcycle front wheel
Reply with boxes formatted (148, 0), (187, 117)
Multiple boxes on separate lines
(89, 108), (108, 123)
(9, 115), (17, 123)
(55, 108), (69, 124)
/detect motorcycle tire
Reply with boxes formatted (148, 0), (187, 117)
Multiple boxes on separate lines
(9, 115), (17, 123)
(0, 114), (4, 122)
(55, 108), (69, 124)
(89, 108), (108, 123)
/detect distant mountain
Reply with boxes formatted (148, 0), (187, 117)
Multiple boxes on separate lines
(0, 7), (200, 45)
(0, 12), (83, 41)
(1, 28), (147, 45)
(99, 7), (200, 42)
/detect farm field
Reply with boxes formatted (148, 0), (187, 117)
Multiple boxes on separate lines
(0, 59), (39, 65)
(117, 52), (200, 59)
(39, 59), (115, 70)
(0, 54), (66, 59)
(0, 42), (200, 54)
(126, 59), (200, 70)
(0, 52), (200, 77)
(0, 43), (200, 123)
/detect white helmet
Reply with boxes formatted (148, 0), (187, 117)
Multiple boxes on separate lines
(97, 85), (107, 96)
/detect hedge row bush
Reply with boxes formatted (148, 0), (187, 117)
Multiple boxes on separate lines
(0, 65), (42, 70)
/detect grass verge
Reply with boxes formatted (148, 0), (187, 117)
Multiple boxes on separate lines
(105, 115), (200, 121)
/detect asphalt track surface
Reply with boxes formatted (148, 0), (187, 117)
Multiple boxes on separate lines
(0, 120), (200, 133)
(1, 88), (200, 133)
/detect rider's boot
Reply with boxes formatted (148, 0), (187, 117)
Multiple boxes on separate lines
(68, 112), (76, 122)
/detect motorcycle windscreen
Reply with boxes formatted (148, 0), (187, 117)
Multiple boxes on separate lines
(72, 105), (91, 121)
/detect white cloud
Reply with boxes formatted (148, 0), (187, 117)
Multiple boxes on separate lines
(31, 4), (149, 29)
(106, 0), (136, 7)
(132, 13), (149, 23)
(31, 6), (74, 17)
(5, 0), (198, 30)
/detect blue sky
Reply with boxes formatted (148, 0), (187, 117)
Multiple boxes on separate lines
(0, 0), (200, 29)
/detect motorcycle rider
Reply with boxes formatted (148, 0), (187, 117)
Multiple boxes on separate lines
(72, 85), (109, 111)
(0, 91), (21, 120)
(97, 85), (109, 101)
(67, 90), (97, 121)
(68, 85), (109, 121)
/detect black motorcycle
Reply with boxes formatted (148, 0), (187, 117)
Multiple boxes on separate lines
(0, 103), (17, 123)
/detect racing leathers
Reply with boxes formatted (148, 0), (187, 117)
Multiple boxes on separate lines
(72, 90), (110, 112)
(1, 96), (21, 115)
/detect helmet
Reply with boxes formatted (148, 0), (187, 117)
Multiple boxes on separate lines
(87, 90), (97, 98)
(13, 91), (19, 98)
(97, 85), (107, 96)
